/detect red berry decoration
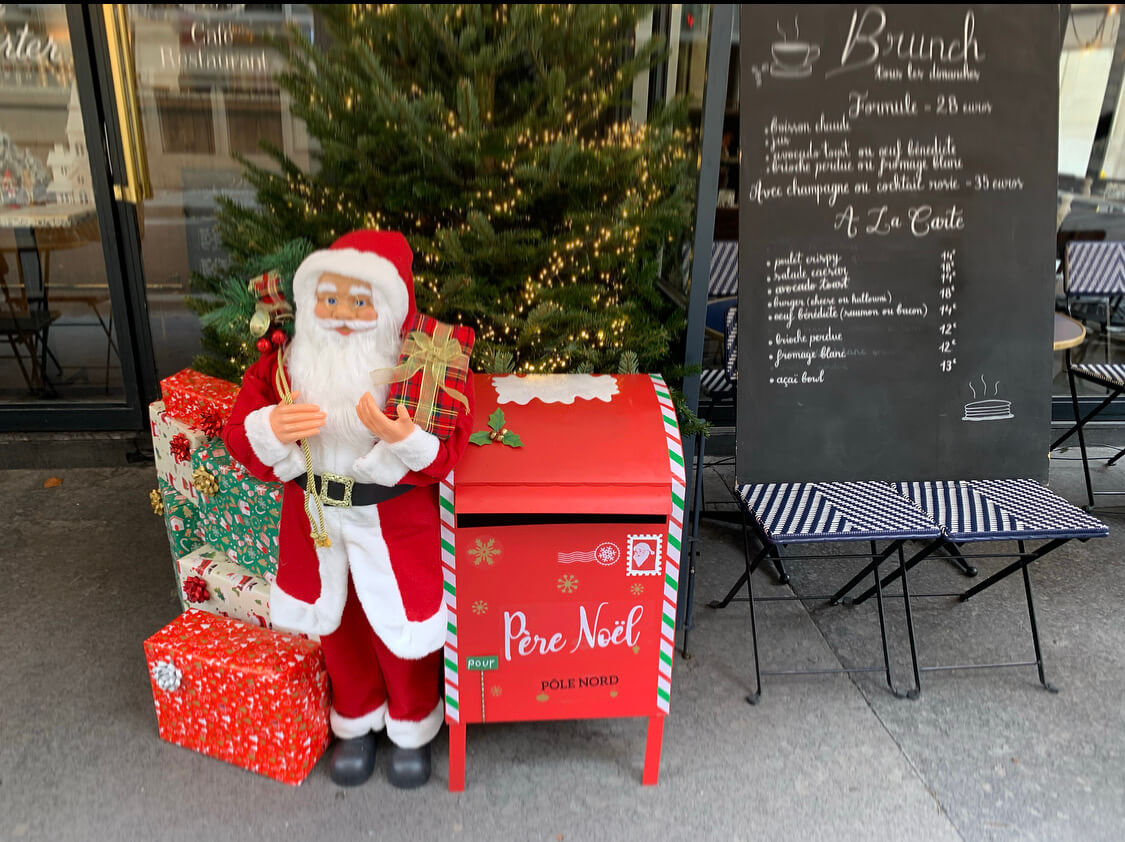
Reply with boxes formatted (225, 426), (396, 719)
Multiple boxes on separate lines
(270, 328), (287, 346)
(182, 576), (210, 604)
(256, 337), (272, 354)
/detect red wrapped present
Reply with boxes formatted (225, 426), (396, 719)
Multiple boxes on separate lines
(160, 369), (239, 430)
(376, 314), (474, 440)
(143, 610), (329, 785)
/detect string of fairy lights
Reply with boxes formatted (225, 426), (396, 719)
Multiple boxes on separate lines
(246, 3), (690, 374)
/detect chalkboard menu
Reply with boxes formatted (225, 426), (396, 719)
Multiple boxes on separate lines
(737, 4), (1058, 483)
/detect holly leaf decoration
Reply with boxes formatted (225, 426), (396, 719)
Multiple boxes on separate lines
(471, 410), (523, 449)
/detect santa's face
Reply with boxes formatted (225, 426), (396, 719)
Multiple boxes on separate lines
(313, 272), (379, 336)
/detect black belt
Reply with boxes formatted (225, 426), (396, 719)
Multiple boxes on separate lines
(311, 473), (412, 507)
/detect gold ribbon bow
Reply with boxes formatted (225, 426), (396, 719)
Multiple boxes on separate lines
(371, 325), (470, 432)
(192, 467), (219, 497)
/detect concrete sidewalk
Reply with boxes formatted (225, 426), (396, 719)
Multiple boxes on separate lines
(0, 449), (1122, 841)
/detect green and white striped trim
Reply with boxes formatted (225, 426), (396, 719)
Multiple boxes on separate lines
(650, 374), (684, 714)
(440, 472), (459, 722)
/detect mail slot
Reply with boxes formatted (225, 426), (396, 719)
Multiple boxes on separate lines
(440, 372), (685, 789)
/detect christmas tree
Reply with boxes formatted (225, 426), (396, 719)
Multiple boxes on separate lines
(199, 4), (695, 379)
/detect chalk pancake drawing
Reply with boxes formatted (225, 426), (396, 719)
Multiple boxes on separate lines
(770, 15), (821, 79)
(962, 374), (1014, 422)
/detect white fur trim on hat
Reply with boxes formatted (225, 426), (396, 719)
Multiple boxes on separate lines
(385, 700), (444, 749)
(292, 247), (410, 333)
(243, 406), (308, 483)
(330, 702), (388, 739)
(352, 441), (411, 486)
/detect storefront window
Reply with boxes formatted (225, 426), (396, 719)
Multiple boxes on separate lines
(126, 3), (315, 377)
(0, 4), (128, 403)
(1056, 5), (1125, 405)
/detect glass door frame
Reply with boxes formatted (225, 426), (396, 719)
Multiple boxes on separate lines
(0, 5), (157, 431)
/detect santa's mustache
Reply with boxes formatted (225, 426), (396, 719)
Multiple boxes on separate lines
(315, 317), (379, 332)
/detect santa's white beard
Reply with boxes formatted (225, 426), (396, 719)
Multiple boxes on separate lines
(287, 310), (403, 473)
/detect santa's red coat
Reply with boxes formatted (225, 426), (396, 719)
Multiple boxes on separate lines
(223, 349), (474, 659)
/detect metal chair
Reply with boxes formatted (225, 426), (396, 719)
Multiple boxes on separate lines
(1051, 240), (1125, 507)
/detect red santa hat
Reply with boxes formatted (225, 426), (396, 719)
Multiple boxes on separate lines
(291, 230), (417, 334)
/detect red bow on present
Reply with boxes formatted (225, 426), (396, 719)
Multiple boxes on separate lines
(170, 433), (192, 464)
(182, 576), (210, 603)
(199, 409), (224, 439)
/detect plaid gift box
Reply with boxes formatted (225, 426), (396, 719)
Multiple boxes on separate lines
(158, 478), (206, 607)
(193, 440), (282, 580)
(381, 314), (474, 440)
(177, 544), (272, 629)
(151, 400), (209, 504)
(143, 610), (329, 785)
(160, 368), (239, 432)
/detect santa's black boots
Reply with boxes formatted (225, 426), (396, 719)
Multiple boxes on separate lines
(329, 733), (377, 786)
(387, 743), (431, 789)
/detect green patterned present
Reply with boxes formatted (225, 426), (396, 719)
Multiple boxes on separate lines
(158, 477), (206, 606)
(192, 440), (282, 580)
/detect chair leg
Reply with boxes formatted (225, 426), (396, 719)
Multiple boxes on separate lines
(680, 431), (706, 657)
(744, 535), (762, 705)
(772, 553), (790, 586)
(851, 539), (943, 606)
(1106, 444), (1125, 468)
(709, 545), (769, 610)
(1067, 365), (1097, 508)
(897, 544), (921, 699)
(939, 539), (977, 577)
(1019, 541), (1058, 694)
(870, 543), (897, 696)
(6, 335), (33, 391)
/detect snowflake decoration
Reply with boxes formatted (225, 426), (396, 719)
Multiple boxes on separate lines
(557, 574), (579, 594)
(595, 542), (620, 565)
(472, 600), (489, 615)
(490, 685), (503, 697)
(630, 583), (645, 596)
(468, 538), (500, 566)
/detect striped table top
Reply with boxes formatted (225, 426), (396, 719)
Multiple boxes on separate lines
(893, 479), (1109, 542)
(738, 481), (941, 544)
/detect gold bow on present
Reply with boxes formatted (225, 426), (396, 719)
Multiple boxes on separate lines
(371, 324), (470, 432)
(192, 467), (219, 497)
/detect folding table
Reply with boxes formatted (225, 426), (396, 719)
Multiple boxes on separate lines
(844, 479), (1109, 692)
(714, 481), (942, 703)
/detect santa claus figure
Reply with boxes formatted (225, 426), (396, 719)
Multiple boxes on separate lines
(223, 230), (473, 788)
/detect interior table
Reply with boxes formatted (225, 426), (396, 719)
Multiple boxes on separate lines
(1053, 311), (1086, 352)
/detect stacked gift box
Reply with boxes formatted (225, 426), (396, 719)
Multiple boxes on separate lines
(144, 367), (327, 784)
(148, 368), (281, 617)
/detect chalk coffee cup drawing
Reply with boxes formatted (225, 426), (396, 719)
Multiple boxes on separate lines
(770, 40), (820, 79)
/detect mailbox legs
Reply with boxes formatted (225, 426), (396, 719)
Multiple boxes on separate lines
(448, 722), (467, 792)
(642, 716), (665, 786)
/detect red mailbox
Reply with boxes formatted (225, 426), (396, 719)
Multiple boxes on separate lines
(440, 373), (685, 789)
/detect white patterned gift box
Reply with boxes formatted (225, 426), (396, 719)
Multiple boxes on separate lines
(150, 400), (209, 504)
(176, 544), (272, 630)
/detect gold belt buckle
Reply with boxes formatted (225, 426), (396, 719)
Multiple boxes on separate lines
(319, 472), (354, 507)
